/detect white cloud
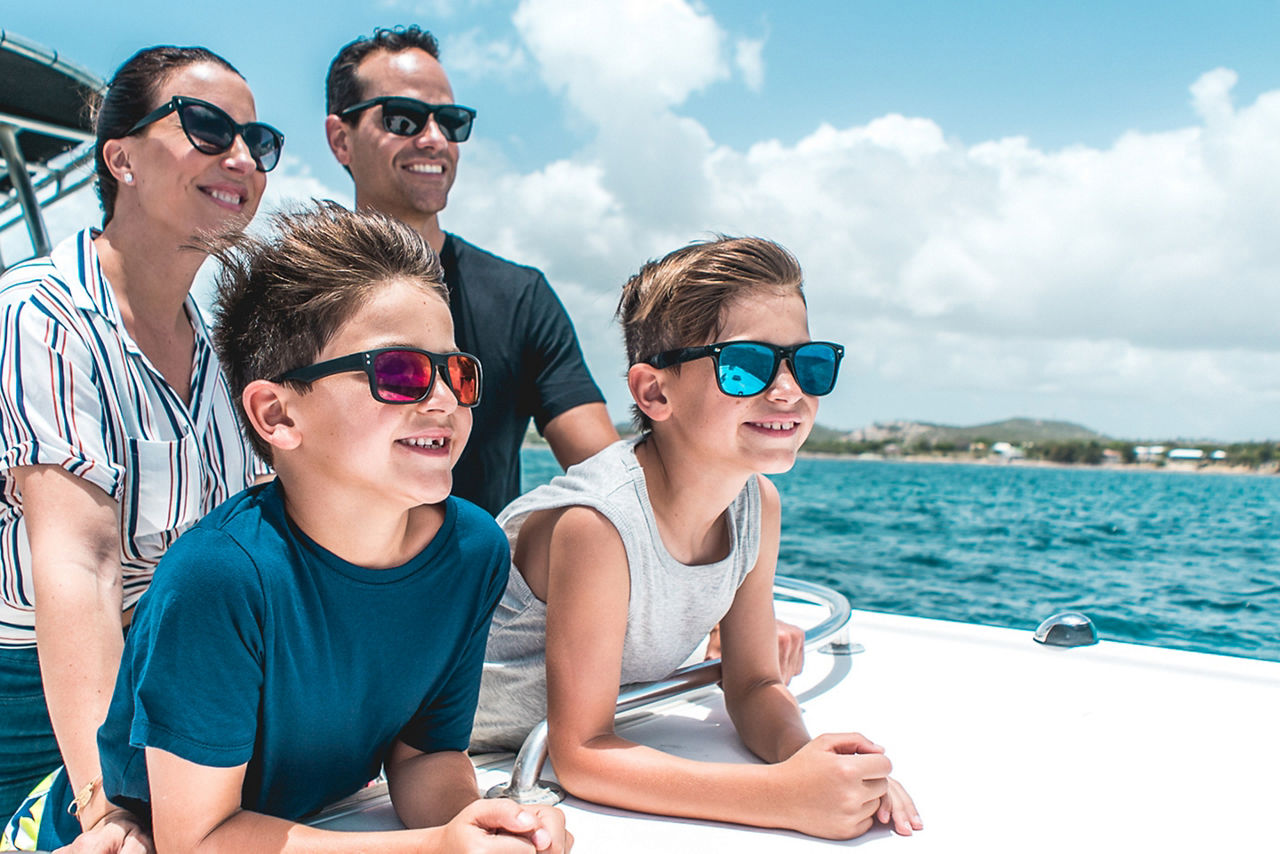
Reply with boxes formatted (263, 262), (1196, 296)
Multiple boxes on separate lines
(443, 55), (1280, 439)
(444, 30), (530, 81)
(513, 0), (729, 116)
(734, 37), (765, 92)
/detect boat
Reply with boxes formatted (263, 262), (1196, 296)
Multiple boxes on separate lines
(6, 32), (1278, 854)
(0, 30), (102, 273)
(311, 576), (1280, 852)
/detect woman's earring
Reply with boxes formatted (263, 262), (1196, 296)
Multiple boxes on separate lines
(123, 173), (134, 184)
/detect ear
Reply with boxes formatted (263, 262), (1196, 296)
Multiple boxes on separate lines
(324, 114), (352, 166)
(101, 138), (133, 184)
(628, 363), (672, 424)
(243, 380), (302, 452)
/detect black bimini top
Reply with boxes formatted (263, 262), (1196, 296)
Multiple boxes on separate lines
(0, 30), (103, 267)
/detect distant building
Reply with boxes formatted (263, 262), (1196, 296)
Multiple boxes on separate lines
(992, 441), (1024, 460)
(1167, 448), (1205, 461)
(1134, 445), (1167, 463)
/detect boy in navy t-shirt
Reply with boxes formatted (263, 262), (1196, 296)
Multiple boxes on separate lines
(20, 204), (570, 852)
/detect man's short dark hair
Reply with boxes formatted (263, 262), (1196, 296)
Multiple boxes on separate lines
(207, 201), (447, 462)
(326, 25), (441, 117)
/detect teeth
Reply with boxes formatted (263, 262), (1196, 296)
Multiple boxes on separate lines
(208, 189), (241, 204)
(403, 437), (447, 448)
(407, 164), (443, 174)
(755, 422), (796, 431)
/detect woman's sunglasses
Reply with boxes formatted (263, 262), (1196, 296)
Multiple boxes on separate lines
(276, 348), (483, 407)
(647, 341), (845, 398)
(339, 96), (477, 143)
(127, 96), (285, 172)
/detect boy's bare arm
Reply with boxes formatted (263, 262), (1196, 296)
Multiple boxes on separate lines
(541, 504), (890, 840)
(385, 743), (480, 828)
(144, 747), (569, 853)
(720, 478), (923, 837)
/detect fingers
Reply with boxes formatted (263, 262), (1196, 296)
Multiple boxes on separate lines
(471, 800), (571, 853)
(775, 619), (805, 683)
(880, 778), (924, 836)
(814, 731), (886, 757)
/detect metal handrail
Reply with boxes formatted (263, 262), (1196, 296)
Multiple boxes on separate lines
(486, 575), (852, 804)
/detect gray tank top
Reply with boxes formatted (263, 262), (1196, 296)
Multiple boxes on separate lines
(471, 437), (761, 752)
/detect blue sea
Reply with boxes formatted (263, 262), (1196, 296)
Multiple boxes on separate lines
(522, 449), (1280, 663)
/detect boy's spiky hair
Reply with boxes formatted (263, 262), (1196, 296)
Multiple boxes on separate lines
(207, 201), (447, 461)
(616, 236), (805, 430)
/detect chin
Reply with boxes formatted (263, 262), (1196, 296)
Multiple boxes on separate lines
(752, 449), (801, 475)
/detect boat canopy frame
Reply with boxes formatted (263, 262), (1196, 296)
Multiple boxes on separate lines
(0, 30), (103, 272)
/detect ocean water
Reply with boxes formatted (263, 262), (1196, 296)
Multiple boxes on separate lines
(522, 448), (1280, 662)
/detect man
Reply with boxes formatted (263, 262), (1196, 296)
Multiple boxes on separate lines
(322, 27), (804, 681)
(324, 26), (618, 517)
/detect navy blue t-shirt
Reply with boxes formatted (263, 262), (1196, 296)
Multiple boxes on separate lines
(97, 480), (508, 821)
(442, 234), (605, 515)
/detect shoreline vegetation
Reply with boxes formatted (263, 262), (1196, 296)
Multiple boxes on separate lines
(525, 417), (1280, 476)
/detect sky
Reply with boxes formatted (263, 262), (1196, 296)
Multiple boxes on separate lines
(5, 0), (1280, 441)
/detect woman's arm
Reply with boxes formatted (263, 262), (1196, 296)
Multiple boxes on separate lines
(146, 747), (569, 854)
(18, 464), (142, 836)
(541, 504), (889, 838)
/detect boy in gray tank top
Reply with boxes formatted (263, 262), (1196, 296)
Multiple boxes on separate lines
(474, 237), (922, 840)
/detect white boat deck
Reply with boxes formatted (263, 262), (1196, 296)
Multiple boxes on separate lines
(315, 608), (1280, 852)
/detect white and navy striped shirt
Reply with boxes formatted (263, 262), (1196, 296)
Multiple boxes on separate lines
(0, 229), (264, 647)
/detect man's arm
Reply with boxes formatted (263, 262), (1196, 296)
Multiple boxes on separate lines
(541, 403), (618, 470)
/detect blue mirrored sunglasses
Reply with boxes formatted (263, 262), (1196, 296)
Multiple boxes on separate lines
(646, 340), (844, 397)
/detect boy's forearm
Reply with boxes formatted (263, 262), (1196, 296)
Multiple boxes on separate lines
(169, 808), (447, 854)
(725, 680), (811, 764)
(386, 748), (480, 828)
(551, 733), (792, 831)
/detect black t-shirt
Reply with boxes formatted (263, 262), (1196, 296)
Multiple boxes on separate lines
(440, 234), (605, 516)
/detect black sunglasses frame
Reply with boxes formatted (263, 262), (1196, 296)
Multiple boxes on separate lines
(126, 96), (285, 172)
(276, 347), (483, 407)
(647, 340), (845, 397)
(339, 96), (477, 143)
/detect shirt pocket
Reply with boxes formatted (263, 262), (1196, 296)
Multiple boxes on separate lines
(122, 435), (205, 562)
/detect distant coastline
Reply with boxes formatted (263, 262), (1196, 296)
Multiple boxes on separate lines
(796, 449), (1279, 476)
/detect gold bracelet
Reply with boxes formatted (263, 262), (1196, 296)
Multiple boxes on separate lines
(68, 774), (102, 818)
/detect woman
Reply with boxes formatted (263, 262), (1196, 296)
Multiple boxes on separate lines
(0, 45), (279, 846)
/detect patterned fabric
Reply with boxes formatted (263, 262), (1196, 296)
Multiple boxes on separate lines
(1, 768), (55, 851)
(0, 230), (265, 646)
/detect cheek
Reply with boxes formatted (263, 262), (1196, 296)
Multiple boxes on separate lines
(452, 409), (474, 456)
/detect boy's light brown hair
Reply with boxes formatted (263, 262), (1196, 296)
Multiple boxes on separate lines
(616, 236), (805, 430)
(208, 201), (447, 462)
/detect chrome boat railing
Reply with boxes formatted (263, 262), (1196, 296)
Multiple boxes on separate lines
(485, 575), (853, 805)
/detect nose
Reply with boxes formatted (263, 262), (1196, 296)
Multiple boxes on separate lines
(414, 114), (448, 150)
(221, 132), (257, 174)
(418, 370), (460, 413)
(766, 359), (805, 403)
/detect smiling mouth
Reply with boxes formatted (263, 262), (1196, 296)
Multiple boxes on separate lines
(749, 421), (798, 432)
(405, 163), (444, 174)
(203, 188), (245, 206)
(399, 436), (449, 449)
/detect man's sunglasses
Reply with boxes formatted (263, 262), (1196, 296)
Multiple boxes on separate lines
(127, 96), (285, 172)
(276, 348), (483, 407)
(647, 341), (845, 398)
(339, 96), (477, 143)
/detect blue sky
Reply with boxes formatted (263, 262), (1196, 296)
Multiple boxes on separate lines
(6, 1), (1280, 440)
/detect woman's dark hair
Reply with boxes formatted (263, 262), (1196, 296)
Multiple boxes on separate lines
(93, 46), (242, 224)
